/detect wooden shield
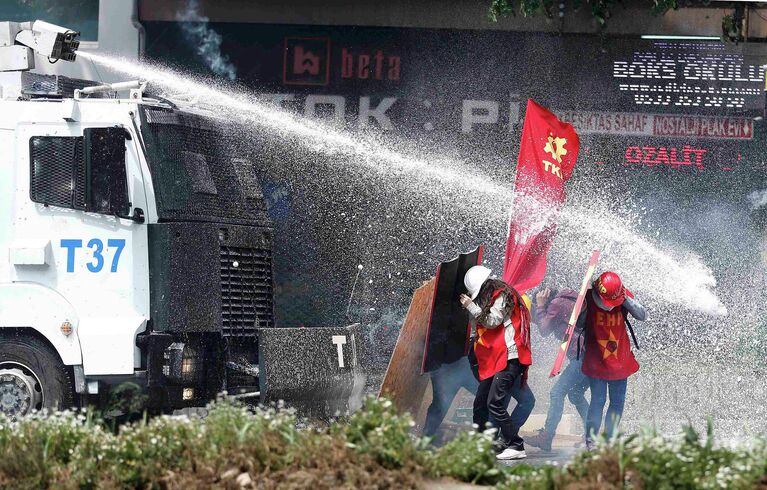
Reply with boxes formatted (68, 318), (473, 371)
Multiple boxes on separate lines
(378, 277), (436, 420)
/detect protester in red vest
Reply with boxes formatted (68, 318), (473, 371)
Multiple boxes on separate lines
(459, 265), (534, 461)
(576, 271), (646, 450)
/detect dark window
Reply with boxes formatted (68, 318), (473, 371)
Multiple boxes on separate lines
(183, 151), (218, 195)
(139, 107), (270, 226)
(84, 127), (129, 215)
(232, 158), (263, 200)
(29, 136), (86, 210)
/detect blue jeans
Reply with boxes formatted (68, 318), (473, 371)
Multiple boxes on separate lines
(424, 357), (479, 437)
(543, 357), (590, 434)
(586, 377), (627, 443)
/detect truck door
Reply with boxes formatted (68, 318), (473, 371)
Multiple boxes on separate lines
(13, 123), (150, 377)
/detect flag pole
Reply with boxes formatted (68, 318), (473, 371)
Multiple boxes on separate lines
(503, 98), (528, 277)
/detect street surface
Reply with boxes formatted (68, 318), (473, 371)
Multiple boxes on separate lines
(501, 434), (582, 467)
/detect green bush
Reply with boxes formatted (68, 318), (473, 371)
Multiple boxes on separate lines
(59, 413), (206, 488)
(342, 396), (429, 470)
(427, 427), (501, 485)
(0, 409), (99, 489)
(496, 421), (767, 490)
(0, 397), (764, 489)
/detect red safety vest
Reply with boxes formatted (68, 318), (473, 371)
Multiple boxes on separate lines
(581, 292), (639, 380)
(474, 288), (532, 381)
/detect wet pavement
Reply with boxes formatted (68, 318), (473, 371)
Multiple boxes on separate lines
(499, 445), (580, 467)
(422, 443), (581, 489)
(499, 434), (583, 467)
(430, 424), (585, 467)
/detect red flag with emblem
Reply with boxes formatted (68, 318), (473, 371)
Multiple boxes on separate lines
(503, 100), (580, 293)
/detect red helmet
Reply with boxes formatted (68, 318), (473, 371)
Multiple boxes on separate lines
(594, 272), (626, 308)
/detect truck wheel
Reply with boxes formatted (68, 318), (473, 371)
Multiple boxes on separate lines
(0, 334), (74, 417)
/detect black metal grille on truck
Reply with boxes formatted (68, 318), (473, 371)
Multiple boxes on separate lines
(220, 246), (275, 336)
(29, 136), (86, 210)
(141, 106), (276, 338)
(139, 107), (270, 226)
(21, 72), (101, 99)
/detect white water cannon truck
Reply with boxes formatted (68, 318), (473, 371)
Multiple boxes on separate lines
(0, 21), (363, 417)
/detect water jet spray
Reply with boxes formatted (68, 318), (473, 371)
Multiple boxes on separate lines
(77, 50), (726, 316)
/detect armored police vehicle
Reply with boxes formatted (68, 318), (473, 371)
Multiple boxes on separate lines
(0, 20), (361, 417)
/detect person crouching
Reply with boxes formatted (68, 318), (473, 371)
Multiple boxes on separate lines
(459, 265), (534, 461)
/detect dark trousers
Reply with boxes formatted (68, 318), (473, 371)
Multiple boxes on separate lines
(543, 357), (590, 434)
(473, 359), (535, 450)
(423, 357), (479, 437)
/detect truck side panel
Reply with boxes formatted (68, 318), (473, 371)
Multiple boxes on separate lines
(0, 282), (82, 365)
(3, 114), (150, 374)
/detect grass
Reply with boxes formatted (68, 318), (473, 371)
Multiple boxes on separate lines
(0, 396), (763, 489)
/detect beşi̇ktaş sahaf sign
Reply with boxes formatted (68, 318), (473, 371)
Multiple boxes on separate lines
(557, 110), (753, 140)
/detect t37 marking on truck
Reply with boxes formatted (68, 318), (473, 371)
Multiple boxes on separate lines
(0, 19), (363, 417)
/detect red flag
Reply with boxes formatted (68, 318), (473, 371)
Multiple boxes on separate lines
(503, 100), (580, 292)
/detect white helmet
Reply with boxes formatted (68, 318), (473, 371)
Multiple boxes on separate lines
(464, 265), (492, 300)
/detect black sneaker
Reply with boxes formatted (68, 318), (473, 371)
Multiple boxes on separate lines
(525, 429), (554, 452)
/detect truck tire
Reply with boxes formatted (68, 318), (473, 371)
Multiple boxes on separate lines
(0, 333), (74, 417)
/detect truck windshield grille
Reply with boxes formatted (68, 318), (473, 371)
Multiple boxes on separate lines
(139, 107), (269, 226)
(220, 245), (275, 337)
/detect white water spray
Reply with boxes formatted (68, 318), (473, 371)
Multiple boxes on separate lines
(78, 51), (726, 315)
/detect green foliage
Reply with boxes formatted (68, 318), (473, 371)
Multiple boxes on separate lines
(342, 396), (429, 470)
(0, 409), (100, 489)
(427, 428), (502, 484)
(0, 398), (764, 489)
(496, 420), (767, 490)
(488, 0), (515, 22)
(103, 382), (148, 417)
(617, 420), (765, 489)
(91, 415), (202, 487)
(652, 0), (681, 15)
(488, 0), (709, 26)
